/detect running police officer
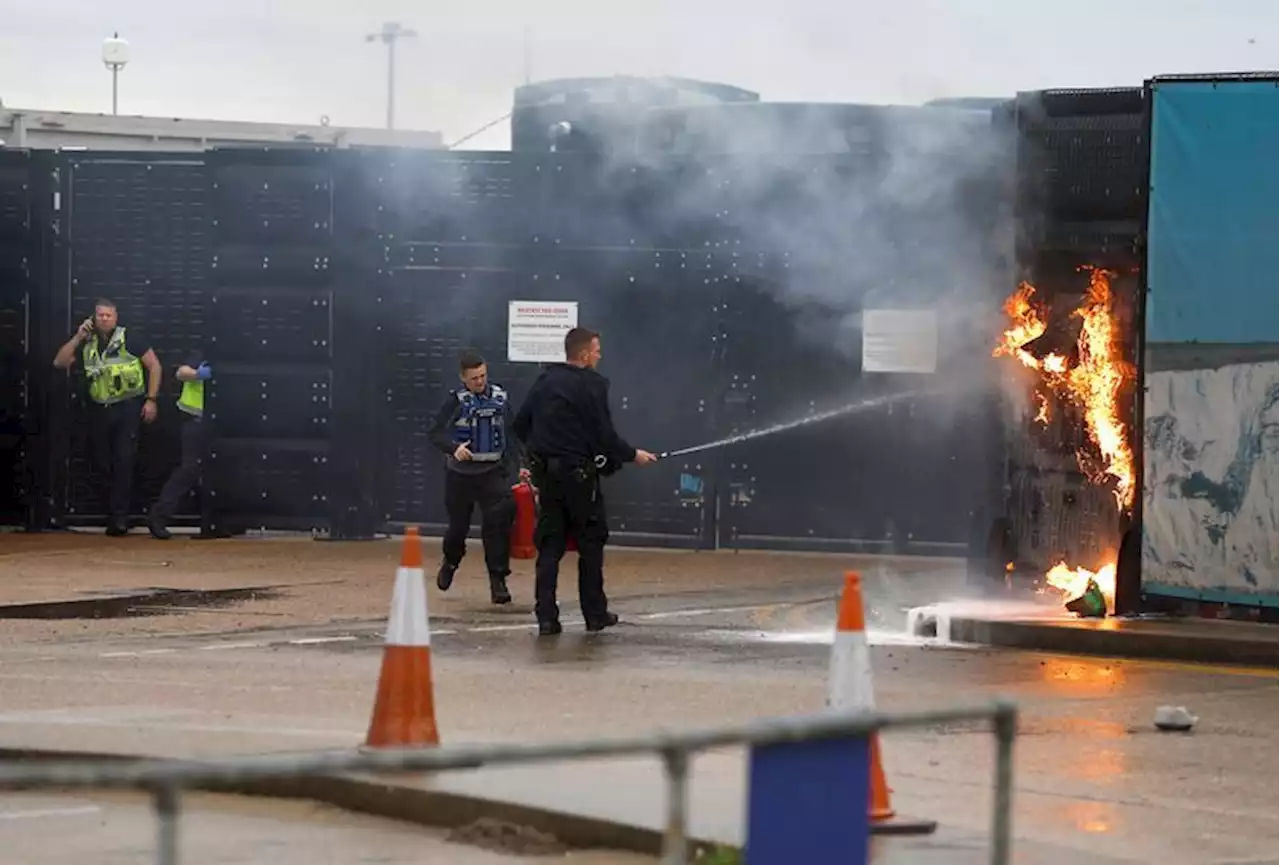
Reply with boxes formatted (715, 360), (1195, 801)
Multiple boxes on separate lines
(148, 351), (213, 540)
(428, 350), (524, 605)
(52, 299), (163, 536)
(512, 327), (658, 636)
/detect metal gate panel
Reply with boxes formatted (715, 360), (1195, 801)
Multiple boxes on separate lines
(58, 155), (211, 523)
(711, 131), (1008, 553)
(534, 155), (724, 250)
(207, 286), (332, 365)
(1014, 88), (1147, 226)
(205, 149), (334, 534)
(368, 151), (534, 245)
(207, 443), (330, 523)
(719, 292), (1001, 553)
(717, 278), (903, 552)
(0, 151), (34, 524)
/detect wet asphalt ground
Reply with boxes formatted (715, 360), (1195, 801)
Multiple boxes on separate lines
(0, 790), (651, 865)
(0, 534), (1275, 864)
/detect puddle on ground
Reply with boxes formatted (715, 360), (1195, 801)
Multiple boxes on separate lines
(0, 586), (285, 620)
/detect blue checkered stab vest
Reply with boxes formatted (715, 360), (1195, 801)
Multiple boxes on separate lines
(452, 384), (508, 462)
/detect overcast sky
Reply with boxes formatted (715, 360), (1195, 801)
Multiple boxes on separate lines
(1, 0), (1275, 149)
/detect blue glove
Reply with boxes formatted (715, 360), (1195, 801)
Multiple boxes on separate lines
(195, 362), (213, 381)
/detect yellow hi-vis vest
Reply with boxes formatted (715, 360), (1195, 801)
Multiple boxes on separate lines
(81, 327), (145, 405)
(177, 379), (204, 418)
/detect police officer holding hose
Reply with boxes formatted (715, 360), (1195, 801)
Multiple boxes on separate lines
(513, 327), (658, 636)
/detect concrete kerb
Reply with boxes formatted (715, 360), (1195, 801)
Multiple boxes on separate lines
(0, 747), (719, 859)
(948, 617), (1279, 667)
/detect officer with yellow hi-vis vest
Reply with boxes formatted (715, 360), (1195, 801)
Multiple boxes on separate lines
(148, 351), (212, 540)
(52, 298), (162, 536)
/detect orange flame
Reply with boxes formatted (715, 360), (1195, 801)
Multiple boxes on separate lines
(1033, 392), (1051, 425)
(993, 269), (1136, 511)
(1066, 268), (1136, 510)
(992, 281), (1048, 370)
(1045, 560), (1117, 614)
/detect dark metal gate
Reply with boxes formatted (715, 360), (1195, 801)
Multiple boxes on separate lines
(0, 151), (37, 525)
(203, 148), (337, 536)
(4, 116), (1019, 556)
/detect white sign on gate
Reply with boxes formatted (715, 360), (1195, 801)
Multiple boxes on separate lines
(861, 309), (938, 373)
(507, 300), (579, 363)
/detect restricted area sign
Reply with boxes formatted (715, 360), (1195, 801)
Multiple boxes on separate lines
(507, 300), (579, 363)
(861, 309), (938, 373)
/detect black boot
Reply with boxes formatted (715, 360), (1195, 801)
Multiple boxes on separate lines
(489, 573), (512, 605)
(584, 612), (619, 632)
(538, 619), (562, 637)
(148, 517), (172, 540)
(436, 562), (457, 591)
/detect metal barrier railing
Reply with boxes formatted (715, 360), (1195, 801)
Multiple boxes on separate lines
(0, 700), (1018, 865)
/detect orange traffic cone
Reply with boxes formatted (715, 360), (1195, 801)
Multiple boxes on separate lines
(828, 571), (894, 821)
(364, 526), (439, 749)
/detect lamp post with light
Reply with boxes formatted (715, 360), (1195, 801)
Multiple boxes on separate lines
(365, 22), (417, 130)
(102, 33), (129, 115)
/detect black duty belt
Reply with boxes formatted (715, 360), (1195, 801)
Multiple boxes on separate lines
(532, 453), (608, 475)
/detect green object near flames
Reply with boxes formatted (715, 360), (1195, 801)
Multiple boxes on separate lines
(1065, 578), (1107, 618)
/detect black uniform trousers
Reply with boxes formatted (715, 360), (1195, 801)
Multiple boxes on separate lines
(531, 457), (609, 625)
(152, 417), (208, 524)
(89, 398), (143, 527)
(442, 468), (515, 577)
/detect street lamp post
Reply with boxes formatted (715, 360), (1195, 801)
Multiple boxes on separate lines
(365, 22), (417, 130)
(102, 33), (130, 115)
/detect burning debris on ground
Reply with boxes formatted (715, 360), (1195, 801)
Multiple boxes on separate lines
(994, 265), (1138, 617)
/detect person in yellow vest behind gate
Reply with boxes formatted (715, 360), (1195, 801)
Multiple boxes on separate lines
(52, 298), (163, 536)
(148, 351), (212, 540)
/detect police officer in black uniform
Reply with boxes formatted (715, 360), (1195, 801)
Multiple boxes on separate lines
(428, 350), (524, 605)
(513, 327), (658, 636)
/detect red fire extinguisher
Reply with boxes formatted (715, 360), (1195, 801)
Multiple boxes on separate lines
(510, 480), (577, 556)
(511, 481), (537, 559)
